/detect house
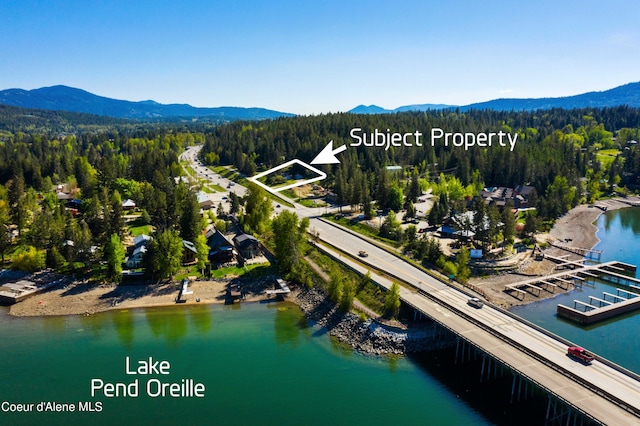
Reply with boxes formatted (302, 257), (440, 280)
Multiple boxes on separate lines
(181, 240), (197, 265)
(233, 233), (261, 259)
(122, 199), (136, 210)
(206, 228), (235, 263)
(126, 245), (147, 268)
(197, 192), (215, 210)
(479, 185), (537, 209)
(126, 234), (152, 269)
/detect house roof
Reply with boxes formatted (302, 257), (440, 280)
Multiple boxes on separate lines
(197, 191), (214, 205)
(133, 234), (152, 247)
(515, 184), (536, 197)
(207, 228), (233, 250)
(131, 245), (147, 257)
(122, 199), (136, 208)
(234, 233), (259, 250)
(182, 240), (197, 253)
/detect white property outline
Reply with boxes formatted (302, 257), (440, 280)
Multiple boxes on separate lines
(248, 159), (327, 197)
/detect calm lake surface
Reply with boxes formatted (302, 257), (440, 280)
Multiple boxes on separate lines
(0, 302), (489, 425)
(512, 207), (640, 373)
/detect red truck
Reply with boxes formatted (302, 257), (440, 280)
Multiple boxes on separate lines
(567, 346), (595, 364)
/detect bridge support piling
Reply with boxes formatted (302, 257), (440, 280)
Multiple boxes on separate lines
(455, 338), (460, 364)
(510, 374), (517, 403)
(518, 375), (523, 402)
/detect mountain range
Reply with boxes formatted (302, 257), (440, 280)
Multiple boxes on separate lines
(348, 81), (640, 114)
(1, 82), (640, 121)
(0, 85), (293, 121)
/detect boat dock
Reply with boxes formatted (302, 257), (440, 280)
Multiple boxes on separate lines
(504, 258), (638, 301)
(550, 243), (603, 260)
(557, 288), (640, 324)
(504, 252), (640, 324)
(266, 278), (290, 298)
(0, 278), (64, 305)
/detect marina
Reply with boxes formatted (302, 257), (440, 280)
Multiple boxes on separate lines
(503, 251), (640, 324)
(504, 256), (637, 300)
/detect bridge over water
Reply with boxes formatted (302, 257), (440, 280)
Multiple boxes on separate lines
(182, 146), (640, 424)
(311, 218), (640, 425)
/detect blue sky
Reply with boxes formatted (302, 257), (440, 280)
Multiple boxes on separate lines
(1, 0), (639, 114)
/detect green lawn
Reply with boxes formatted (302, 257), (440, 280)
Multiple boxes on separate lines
(127, 217), (152, 237)
(596, 149), (621, 168)
(210, 262), (273, 278)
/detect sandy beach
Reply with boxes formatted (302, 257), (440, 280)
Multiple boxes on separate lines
(8, 276), (285, 317)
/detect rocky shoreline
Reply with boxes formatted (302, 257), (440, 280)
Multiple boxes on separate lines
(294, 287), (453, 355)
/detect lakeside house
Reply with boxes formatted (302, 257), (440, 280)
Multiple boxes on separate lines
(126, 245), (147, 268)
(125, 234), (152, 269)
(181, 240), (197, 265)
(205, 227), (235, 263)
(233, 233), (261, 259)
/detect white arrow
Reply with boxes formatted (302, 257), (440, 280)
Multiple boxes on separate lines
(310, 140), (347, 164)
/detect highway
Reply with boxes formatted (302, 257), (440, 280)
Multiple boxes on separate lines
(182, 145), (640, 424)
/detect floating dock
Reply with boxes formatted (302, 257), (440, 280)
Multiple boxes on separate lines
(504, 258), (638, 300)
(557, 288), (640, 324)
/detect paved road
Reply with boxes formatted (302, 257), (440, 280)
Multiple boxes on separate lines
(182, 145), (640, 424)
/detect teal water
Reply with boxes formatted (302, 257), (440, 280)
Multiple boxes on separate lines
(0, 302), (489, 426)
(512, 207), (640, 373)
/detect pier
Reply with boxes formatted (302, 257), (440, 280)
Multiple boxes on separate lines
(504, 258), (638, 301)
(558, 287), (640, 324)
(550, 243), (603, 260)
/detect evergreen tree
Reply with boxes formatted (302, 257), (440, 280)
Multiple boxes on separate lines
(179, 189), (201, 243)
(502, 200), (517, 243)
(8, 174), (27, 237)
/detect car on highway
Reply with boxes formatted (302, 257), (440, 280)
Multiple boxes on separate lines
(567, 346), (595, 364)
(467, 297), (483, 309)
(358, 250), (368, 257)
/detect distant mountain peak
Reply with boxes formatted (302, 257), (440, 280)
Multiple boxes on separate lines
(0, 85), (294, 121)
(347, 82), (640, 114)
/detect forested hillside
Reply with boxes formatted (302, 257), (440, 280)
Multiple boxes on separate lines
(0, 105), (639, 281)
(200, 107), (640, 218)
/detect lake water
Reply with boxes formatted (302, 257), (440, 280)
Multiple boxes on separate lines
(0, 302), (490, 425)
(512, 207), (640, 373)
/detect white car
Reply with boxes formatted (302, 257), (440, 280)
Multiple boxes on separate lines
(467, 297), (483, 309)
